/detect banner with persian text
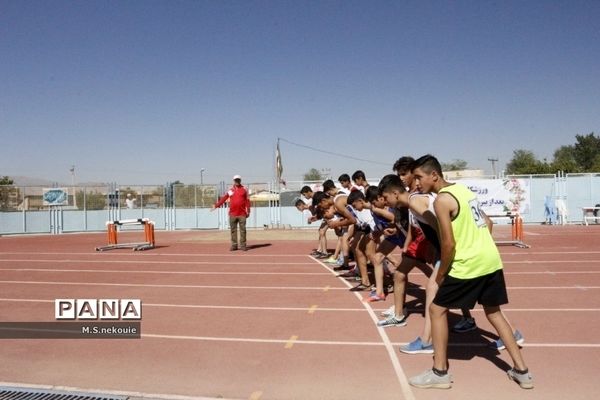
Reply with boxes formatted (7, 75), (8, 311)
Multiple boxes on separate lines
(453, 178), (530, 215)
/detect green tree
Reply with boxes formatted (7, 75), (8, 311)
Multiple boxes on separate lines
(303, 168), (325, 181)
(0, 176), (17, 211)
(551, 145), (579, 173)
(506, 150), (553, 174)
(572, 132), (600, 172)
(76, 190), (106, 210)
(441, 159), (468, 171)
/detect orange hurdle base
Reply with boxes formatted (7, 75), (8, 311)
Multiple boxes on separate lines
(96, 219), (155, 252)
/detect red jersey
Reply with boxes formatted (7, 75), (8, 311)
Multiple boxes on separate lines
(214, 185), (251, 217)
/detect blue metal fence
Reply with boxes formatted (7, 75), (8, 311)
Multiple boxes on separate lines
(1, 174), (599, 235)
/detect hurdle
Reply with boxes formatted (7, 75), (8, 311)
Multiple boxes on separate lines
(491, 213), (530, 248)
(95, 218), (155, 251)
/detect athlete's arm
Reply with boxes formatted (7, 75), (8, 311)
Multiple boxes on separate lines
(371, 206), (395, 222)
(409, 196), (438, 236)
(327, 197), (356, 228)
(433, 193), (457, 285)
(482, 210), (493, 234)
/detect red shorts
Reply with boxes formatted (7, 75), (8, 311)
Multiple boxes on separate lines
(404, 227), (433, 263)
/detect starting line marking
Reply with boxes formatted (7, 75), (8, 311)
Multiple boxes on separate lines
(308, 305), (318, 314)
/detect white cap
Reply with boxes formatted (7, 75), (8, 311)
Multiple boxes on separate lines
(233, 175), (242, 180)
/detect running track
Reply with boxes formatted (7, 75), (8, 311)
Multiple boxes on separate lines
(0, 225), (599, 400)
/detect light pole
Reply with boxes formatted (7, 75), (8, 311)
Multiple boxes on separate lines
(199, 168), (206, 208)
(488, 158), (498, 178)
(70, 165), (76, 208)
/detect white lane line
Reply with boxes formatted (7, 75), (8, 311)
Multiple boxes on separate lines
(4, 267), (600, 276)
(1, 280), (599, 291)
(0, 259), (314, 265)
(309, 255), (416, 400)
(504, 260), (600, 264)
(0, 251), (312, 257)
(142, 333), (384, 346)
(4, 258), (600, 266)
(501, 251), (600, 255)
(0, 268), (329, 276)
(504, 271), (600, 275)
(142, 334), (600, 348)
(1, 299), (600, 313)
(0, 280), (347, 290)
(1, 249), (599, 257)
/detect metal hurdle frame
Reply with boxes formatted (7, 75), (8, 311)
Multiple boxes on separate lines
(95, 218), (155, 251)
(491, 213), (530, 248)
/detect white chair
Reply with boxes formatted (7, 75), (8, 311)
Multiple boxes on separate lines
(555, 199), (568, 225)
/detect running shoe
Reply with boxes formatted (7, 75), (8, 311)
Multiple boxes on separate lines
(381, 305), (394, 317)
(507, 368), (534, 389)
(333, 264), (353, 272)
(400, 337), (434, 354)
(366, 292), (386, 302)
(409, 369), (452, 389)
(381, 305), (408, 318)
(324, 256), (338, 263)
(349, 283), (372, 292)
(377, 314), (407, 327)
(489, 330), (525, 351)
(452, 317), (477, 333)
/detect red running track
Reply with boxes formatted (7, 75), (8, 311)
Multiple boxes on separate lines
(0, 225), (599, 400)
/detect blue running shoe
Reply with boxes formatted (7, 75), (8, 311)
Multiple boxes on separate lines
(490, 330), (525, 351)
(400, 337), (434, 354)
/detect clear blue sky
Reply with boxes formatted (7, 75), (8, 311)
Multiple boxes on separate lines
(1, 0), (599, 185)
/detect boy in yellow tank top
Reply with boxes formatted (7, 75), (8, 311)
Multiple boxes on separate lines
(408, 155), (533, 390)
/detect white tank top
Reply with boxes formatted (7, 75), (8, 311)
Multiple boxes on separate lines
(408, 192), (437, 227)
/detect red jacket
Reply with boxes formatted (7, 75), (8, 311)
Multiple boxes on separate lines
(214, 185), (251, 217)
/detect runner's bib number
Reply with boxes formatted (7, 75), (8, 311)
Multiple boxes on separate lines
(469, 198), (486, 228)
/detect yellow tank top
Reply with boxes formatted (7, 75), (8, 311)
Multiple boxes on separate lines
(439, 183), (503, 279)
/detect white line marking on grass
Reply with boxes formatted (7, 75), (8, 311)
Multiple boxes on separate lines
(0, 268), (329, 276)
(0, 280), (348, 290)
(309, 256), (416, 400)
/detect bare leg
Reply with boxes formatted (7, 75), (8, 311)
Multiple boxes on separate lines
(354, 233), (370, 286)
(485, 306), (527, 370)
(431, 302), (450, 371)
(420, 264), (439, 344)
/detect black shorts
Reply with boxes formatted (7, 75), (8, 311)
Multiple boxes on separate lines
(433, 269), (508, 309)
